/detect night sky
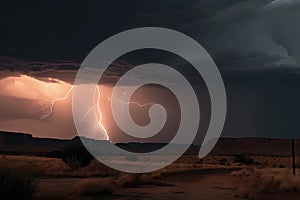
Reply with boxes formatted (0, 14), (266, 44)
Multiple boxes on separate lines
(0, 0), (300, 141)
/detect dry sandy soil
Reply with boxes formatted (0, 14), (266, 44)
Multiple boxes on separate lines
(34, 169), (300, 200)
(1, 155), (300, 200)
(34, 171), (242, 200)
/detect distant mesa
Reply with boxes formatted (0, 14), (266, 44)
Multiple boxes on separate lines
(0, 131), (299, 156)
(0, 131), (69, 154)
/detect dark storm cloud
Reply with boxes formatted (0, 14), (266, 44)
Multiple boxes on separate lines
(0, 0), (299, 87)
(0, 0), (299, 74)
(214, 50), (298, 72)
(180, 0), (299, 69)
(0, 0), (300, 139)
(263, 1), (300, 63)
(0, 56), (79, 83)
(0, 56), (140, 84)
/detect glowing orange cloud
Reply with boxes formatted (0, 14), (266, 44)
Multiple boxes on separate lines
(0, 75), (109, 140)
(0, 75), (72, 100)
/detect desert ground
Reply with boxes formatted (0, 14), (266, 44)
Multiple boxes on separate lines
(1, 154), (300, 200)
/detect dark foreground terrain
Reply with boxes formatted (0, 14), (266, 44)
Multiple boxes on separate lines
(1, 131), (300, 200)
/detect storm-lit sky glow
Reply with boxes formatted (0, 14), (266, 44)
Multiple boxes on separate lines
(1, 0), (300, 142)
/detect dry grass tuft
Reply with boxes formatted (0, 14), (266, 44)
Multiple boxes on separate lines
(232, 168), (300, 199)
(0, 161), (36, 200)
(72, 159), (119, 178)
(0, 155), (70, 177)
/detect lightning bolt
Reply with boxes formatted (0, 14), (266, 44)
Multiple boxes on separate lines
(40, 84), (158, 141)
(96, 86), (109, 140)
(39, 84), (109, 140)
(83, 86), (158, 141)
(40, 85), (74, 120)
(108, 94), (155, 108)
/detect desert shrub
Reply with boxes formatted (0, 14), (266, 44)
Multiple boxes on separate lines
(219, 158), (228, 165)
(0, 163), (36, 200)
(114, 173), (166, 188)
(72, 178), (113, 196)
(254, 161), (260, 166)
(71, 159), (119, 178)
(115, 174), (142, 187)
(62, 140), (93, 169)
(231, 168), (255, 178)
(196, 159), (204, 164)
(234, 154), (254, 165)
(232, 168), (300, 199)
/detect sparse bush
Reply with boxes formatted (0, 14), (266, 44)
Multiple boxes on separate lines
(72, 178), (113, 196)
(115, 174), (142, 187)
(234, 154), (254, 165)
(196, 159), (204, 164)
(114, 173), (164, 188)
(0, 163), (36, 200)
(62, 140), (93, 169)
(219, 158), (227, 165)
(232, 168), (300, 199)
(231, 168), (254, 178)
(254, 161), (260, 166)
(74, 159), (119, 177)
